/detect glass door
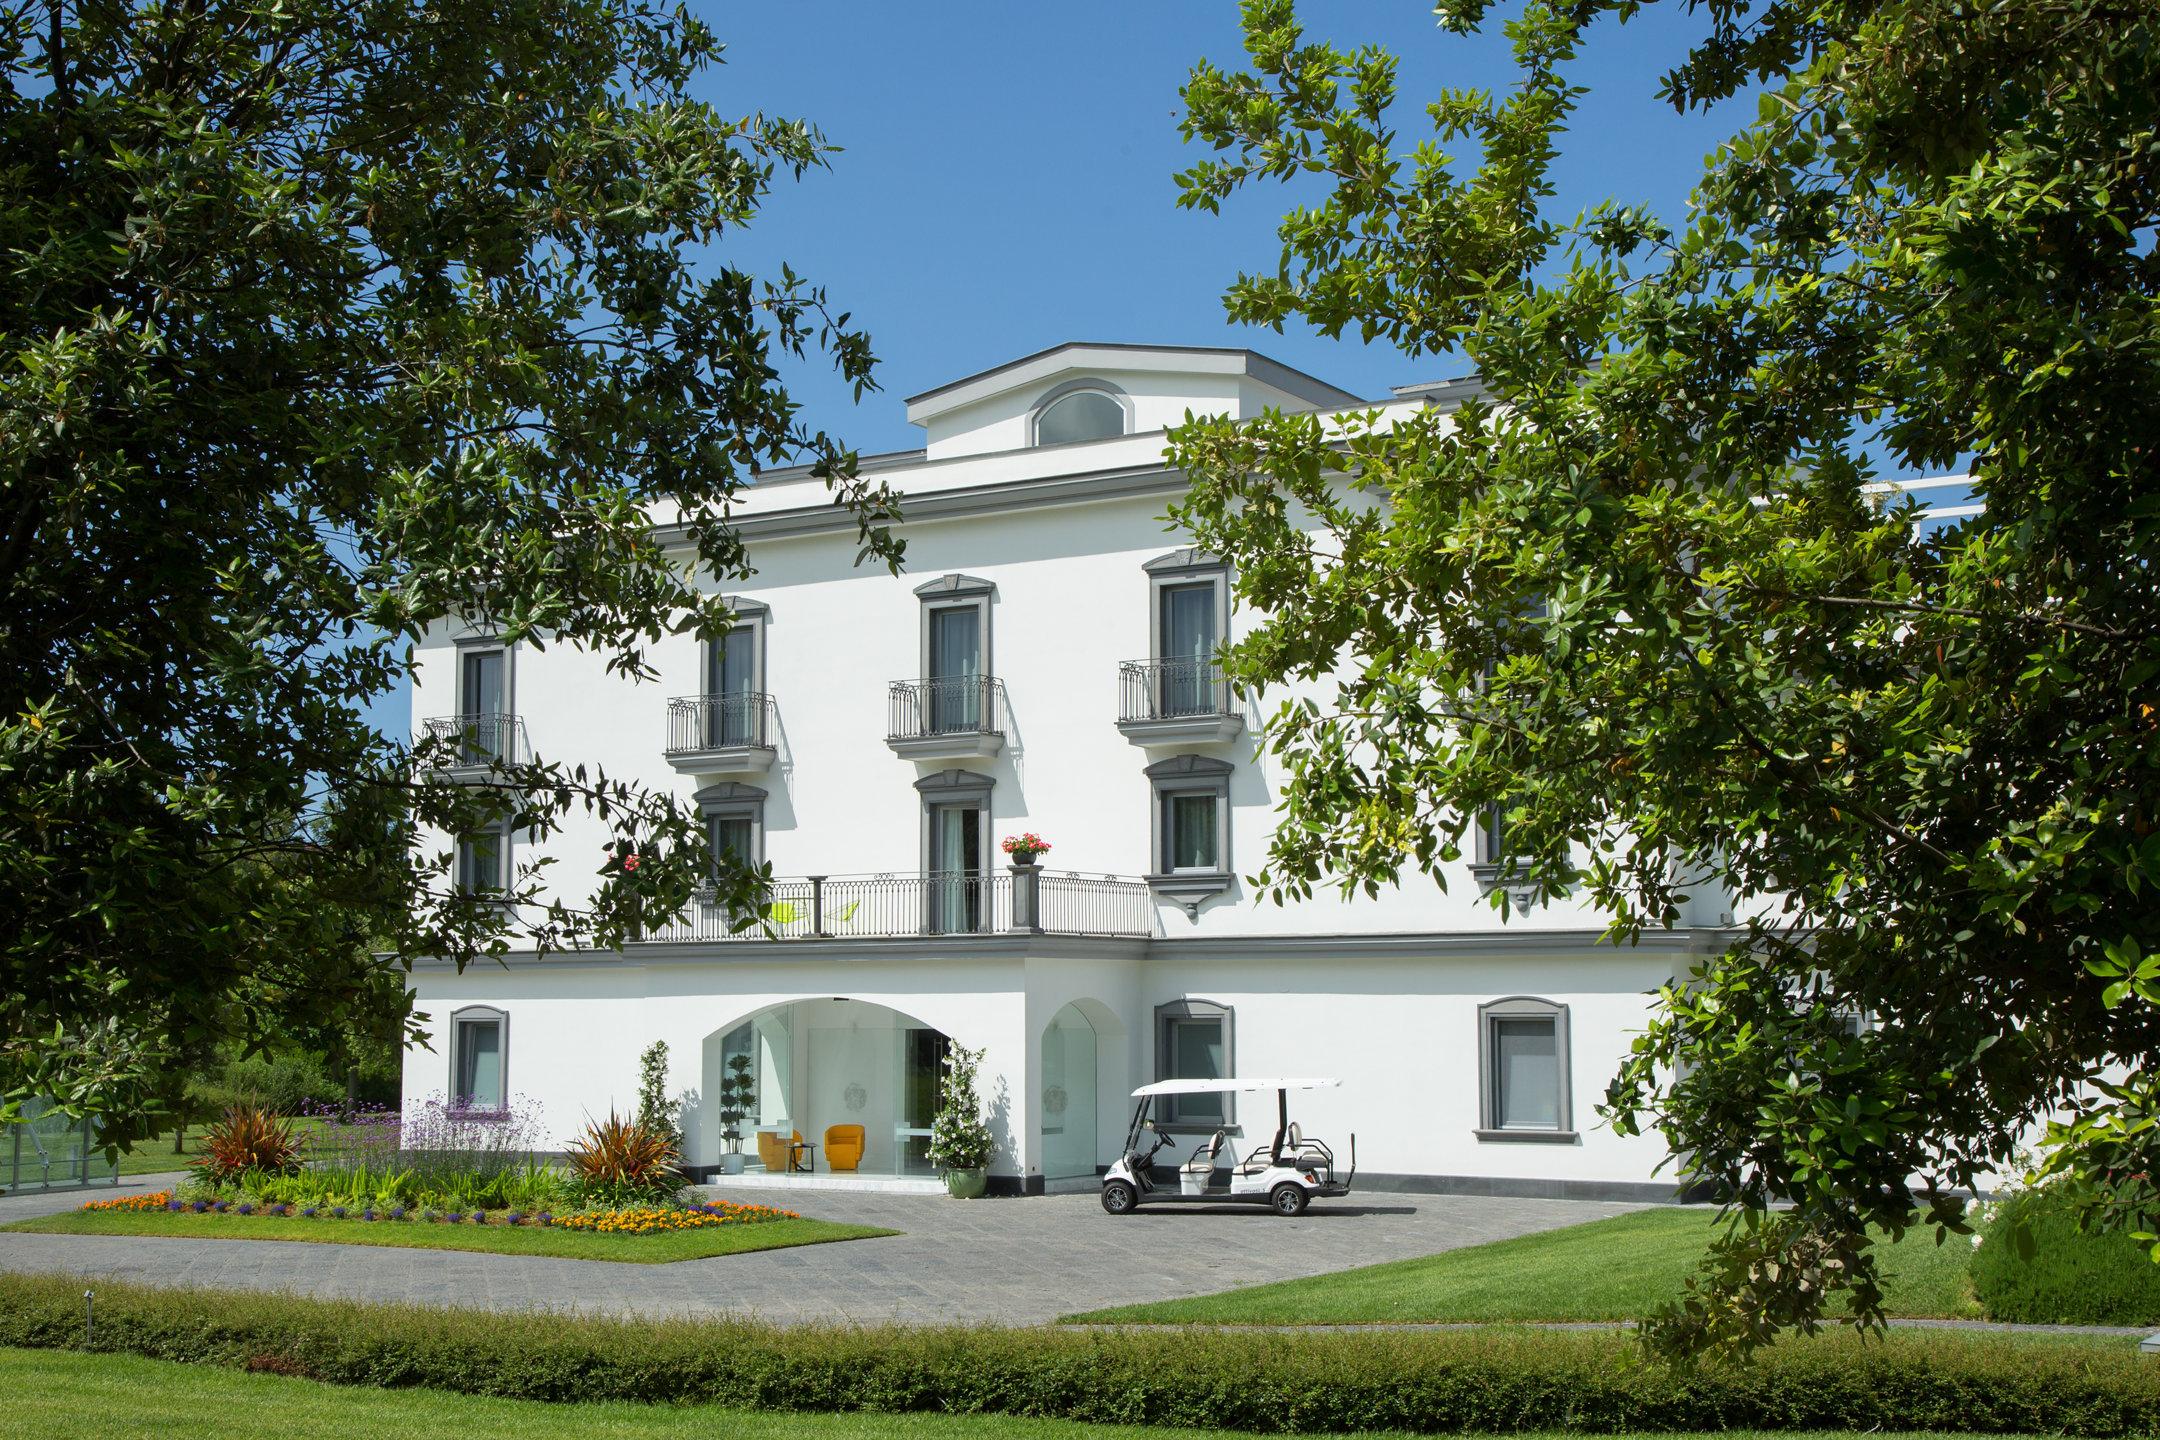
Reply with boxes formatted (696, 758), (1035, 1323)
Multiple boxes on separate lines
(896, 1027), (952, 1175)
(927, 803), (985, 934)
(1158, 583), (1216, 717)
(928, 606), (982, 733)
(459, 648), (506, 761)
(706, 625), (757, 746)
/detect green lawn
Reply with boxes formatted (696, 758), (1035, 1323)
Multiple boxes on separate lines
(0, 1346), (2071, 1440)
(1067, 1207), (1982, 1325)
(4, 1207), (894, 1263)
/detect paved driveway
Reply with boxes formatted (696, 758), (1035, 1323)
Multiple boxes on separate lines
(0, 1173), (1640, 1326)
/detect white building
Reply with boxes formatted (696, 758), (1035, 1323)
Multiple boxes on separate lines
(403, 342), (1735, 1200)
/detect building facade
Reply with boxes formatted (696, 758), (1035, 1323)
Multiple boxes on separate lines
(403, 343), (1735, 1200)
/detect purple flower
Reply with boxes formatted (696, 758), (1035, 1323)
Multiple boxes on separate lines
(166, 1199), (183, 1212)
(190, 1199), (208, 1213)
(329, 1205), (348, 1219)
(535, 1211), (552, 1227)
(446, 1210), (464, 1224)
(361, 1207), (377, 1222)
(301, 1206), (317, 1218)
(236, 1202), (254, 1215)
(505, 1211), (524, 1225)
(212, 1200), (228, 1212)
(388, 1205), (406, 1221)
(471, 1210), (488, 1225)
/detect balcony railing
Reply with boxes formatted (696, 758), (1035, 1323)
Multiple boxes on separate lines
(419, 712), (528, 767)
(665, 693), (776, 755)
(647, 869), (1155, 943)
(886, 676), (1007, 742)
(1118, 658), (1234, 723)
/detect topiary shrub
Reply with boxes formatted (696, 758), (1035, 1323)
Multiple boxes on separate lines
(1973, 1184), (2160, 1325)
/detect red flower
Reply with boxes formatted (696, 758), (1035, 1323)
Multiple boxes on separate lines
(623, 853), (641, 872)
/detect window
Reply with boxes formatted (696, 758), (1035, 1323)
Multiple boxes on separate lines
(1030, 383), (1129, 446)
(913, 574), (996, 736)
(706, 617), (762, 747)
(1475, 803), (1509, 867)
(1141, 550), (1231, 719)
(694, 782), (767, 875)
(1476, 997), (1574, 1140)
(455, 640), (511, 762)
(917, 768), (993, 933)
(456, 825), (509, 896)
(1155, 999), (1233, 1128)
(451, 1006), (508, 1110)
(1144, 754), (1233, 906)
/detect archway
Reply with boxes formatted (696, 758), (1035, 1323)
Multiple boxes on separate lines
(1039, 1002), (1099, 1180)
(703, 999), (953, 1177)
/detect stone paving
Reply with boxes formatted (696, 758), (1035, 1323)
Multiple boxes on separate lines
(0, 1171), (1643, 1326)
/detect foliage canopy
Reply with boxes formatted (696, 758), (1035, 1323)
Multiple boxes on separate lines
(0, 0), (898, 1143)
(1172, 0), (2160, 1356)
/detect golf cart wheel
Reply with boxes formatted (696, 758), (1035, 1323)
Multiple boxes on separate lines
(1269, 1182), (1309, 1216)
(1101, 1180), (1139, 1215)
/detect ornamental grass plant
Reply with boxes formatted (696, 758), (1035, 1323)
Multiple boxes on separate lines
(566, 1111), (681, 1206)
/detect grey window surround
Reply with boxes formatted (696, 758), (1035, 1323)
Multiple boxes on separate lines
(455, 821), (513, 897)
(454, 634), (514, 716)
(449, 1004), (509, 1111)
(668, 597), (776, 775)
(893, 576), (1001, 760)
(1144, 754), (1234, 906)
(1026, 377), (1134, 447)
(916, 767), (994, 877)
(1154, 998), (1235, 1131)
(708, 600), (768, 697)
(915, 575), (996, 684)
(1118, 550), (1243, 746)
(694, 781), (768, 870)
(1475, 995), (1576, 1142)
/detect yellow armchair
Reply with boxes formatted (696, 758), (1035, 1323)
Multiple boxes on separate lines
(755, 1129), (804, 1172)
(824, 1124), (866, 1173)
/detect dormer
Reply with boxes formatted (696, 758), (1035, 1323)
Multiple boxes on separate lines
(903, 342), (1362, 461)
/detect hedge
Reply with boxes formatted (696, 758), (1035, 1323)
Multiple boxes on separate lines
(1, 1273), (2155, 1434)
(1973, 1186), (2160, 1326)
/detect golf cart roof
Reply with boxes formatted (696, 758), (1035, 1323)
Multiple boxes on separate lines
(1131, 1078), (1340, 1098)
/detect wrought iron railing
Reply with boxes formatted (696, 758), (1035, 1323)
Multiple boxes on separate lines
(647, 869), (1155, 942)
(887, 676), (1007, 740)
(419, 712), (528, 767)
(1118, 657), (1234, 723)
(665, 693), (776, 754)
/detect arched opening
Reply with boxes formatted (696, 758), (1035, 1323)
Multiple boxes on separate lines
(703, 1000), (954, 1178)
(1030, 382), (1130, 446)
(1039, 1002), (1099, 1180)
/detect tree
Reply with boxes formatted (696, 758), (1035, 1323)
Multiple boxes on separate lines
(0, 0), (901, 1150)
(1171, 0), (2159, 1356)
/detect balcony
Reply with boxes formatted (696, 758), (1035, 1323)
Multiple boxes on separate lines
(885, 677), (1008, 760)
(1115, 659), (1244, 745)
(419, 713), (529, 773)
(646, 869), (1155, 943)
(664, 693), (778, 775)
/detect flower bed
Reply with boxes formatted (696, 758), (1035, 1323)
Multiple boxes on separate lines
(94, 1192), (797, 1235)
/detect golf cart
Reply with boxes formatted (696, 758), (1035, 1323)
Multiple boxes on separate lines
(1100, 1077), (1354, 1216)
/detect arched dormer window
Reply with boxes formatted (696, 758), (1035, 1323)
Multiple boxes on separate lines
(1030, 380), (1131, 446)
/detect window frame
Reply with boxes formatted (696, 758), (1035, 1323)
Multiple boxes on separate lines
(455, 821), (513, 898)
(693, 781), (768, 876)
(449, 1004), (509, 1113)
(706, 595), (769, 698)
(1026, 378), (1133, 447)
(454, 635), (513, 717)
(1144, 754), (1233, 901)
(1142, 549), (1232, 717)
(915, 767), (994, 877)
(1475, 995), (1576, 1141)
(1154, 998), (1235, 1131)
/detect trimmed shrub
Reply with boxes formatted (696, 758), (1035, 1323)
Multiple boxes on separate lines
(0, 1273), (2154, 1435)
(1974, 1185), (2160, 1325)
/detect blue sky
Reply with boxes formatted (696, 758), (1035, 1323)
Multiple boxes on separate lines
(369, 3), (1749, 737)
(710, 1), (1748, 455)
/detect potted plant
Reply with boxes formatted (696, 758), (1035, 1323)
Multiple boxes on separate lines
(1001, 832), (1051, 867)
(716, 1053), (755, 1175)
(926, 1044), (994, 1198)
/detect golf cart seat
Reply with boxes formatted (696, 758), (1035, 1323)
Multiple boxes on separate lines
(1180, 1130), (1227, 1175)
